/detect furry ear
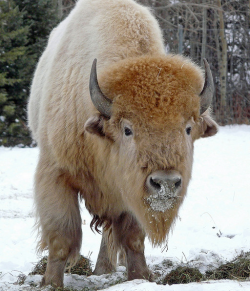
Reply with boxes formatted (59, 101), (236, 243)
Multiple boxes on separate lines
(200, 111), (218, 138)
(84, 114), (105, 137)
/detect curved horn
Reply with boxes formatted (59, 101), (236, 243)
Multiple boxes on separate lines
(89, 59), (112, 118)
(200, 59), (214, 115)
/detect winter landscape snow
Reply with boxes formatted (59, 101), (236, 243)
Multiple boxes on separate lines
(0, 125), (250, 290)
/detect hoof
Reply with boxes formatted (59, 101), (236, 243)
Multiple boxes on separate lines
(40, 275), (63, 288)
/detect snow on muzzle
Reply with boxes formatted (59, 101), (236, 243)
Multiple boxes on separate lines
(145, 170), (182, 212)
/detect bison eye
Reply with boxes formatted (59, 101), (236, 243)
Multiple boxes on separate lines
(186, 126), (192, 135)
(124, 127), (133, 136)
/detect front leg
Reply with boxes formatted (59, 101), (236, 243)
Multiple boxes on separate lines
(94, 231), (116, 275)
(113, 213), (153, 281)
(35, 156), (82, 287)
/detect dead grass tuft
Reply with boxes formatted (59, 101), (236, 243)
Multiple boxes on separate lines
(206, 251), (250, 280)
(66, 255), (93, 276)
(162, 266), (203, 285)
(30, 255), (93, 276)
(29, 256), (48, 276)
(161, 251), (250, 285)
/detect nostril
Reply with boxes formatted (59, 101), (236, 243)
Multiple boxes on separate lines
(175, 178), (182, 189)
(150, 177), (161, 190)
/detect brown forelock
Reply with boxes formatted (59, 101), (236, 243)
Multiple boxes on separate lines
(99, 54), (203, 130)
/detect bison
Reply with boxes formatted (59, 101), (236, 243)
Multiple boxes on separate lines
(28, 0), (218, 287)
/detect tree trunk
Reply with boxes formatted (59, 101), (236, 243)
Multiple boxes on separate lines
(58, 0), (63, 19)
(201, 0), (207, 65)
(217, 0), (227, 108)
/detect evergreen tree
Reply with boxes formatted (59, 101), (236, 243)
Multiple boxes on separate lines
(0, 0), (59, 146)
(0, 0), (30, 146)
(13, 0), (59, 146)
(14, 0), (59, 77)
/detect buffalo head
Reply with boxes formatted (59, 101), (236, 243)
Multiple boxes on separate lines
(85, 55), (218, 244)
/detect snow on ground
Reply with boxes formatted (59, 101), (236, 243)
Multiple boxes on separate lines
(0, 125), (250, 290)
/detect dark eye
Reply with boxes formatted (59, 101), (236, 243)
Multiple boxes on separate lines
(186, 127), (192, 135)
(124, 127), (133, 136)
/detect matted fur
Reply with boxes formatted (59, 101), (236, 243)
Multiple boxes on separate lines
(28, 0), (218, 287)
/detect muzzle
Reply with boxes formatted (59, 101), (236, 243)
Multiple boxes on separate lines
(145, 170), (182, 212)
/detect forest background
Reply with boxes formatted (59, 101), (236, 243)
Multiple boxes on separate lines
(0, 0), (249, 146)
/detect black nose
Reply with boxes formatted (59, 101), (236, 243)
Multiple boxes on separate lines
(146, 170), (182, 195)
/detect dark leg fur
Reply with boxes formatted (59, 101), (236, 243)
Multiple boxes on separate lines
(113, 213), (153, 281)
(94, 234), (116, 275)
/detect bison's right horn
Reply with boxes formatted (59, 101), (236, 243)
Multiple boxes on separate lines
(89, 59), (112, 118)
(200, 59), (214, 115)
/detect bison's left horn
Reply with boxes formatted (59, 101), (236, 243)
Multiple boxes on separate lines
(200, 59), (214, 115)
(89, 59), (112, 118)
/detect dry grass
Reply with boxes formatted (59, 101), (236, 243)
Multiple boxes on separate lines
(66, 255), (93, 276)
(29, 256), (48, 276)
(162, 266), (203, 285)
(161, 251), (250, 285)
(29, 255), (93, 277)
(206, 252), (250, 280)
